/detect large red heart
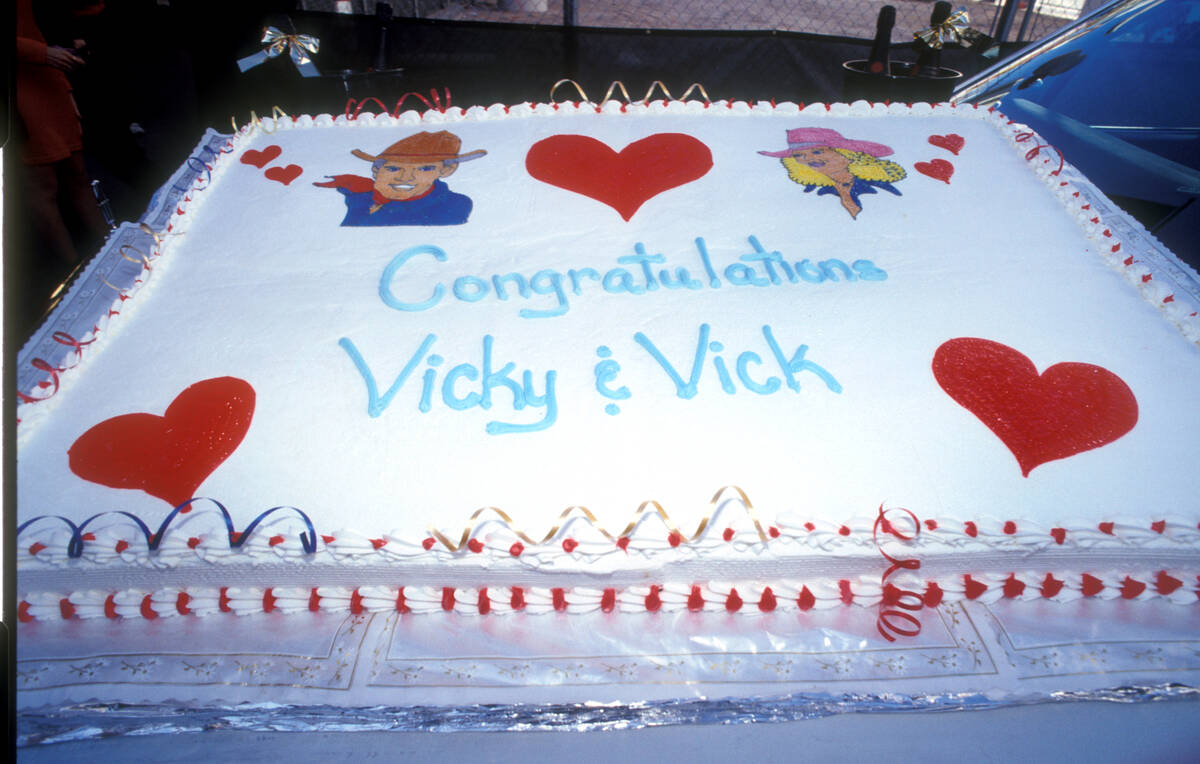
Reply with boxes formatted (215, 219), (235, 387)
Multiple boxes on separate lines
(241, 145), (282, 168)
(68, 377), (256, 506)
(915, 158), (954, 184)
(932, 338), (1137, 477)
(525, 133), (713, 221)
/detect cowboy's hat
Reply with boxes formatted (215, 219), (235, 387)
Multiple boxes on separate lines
(352, 130), (487, 164)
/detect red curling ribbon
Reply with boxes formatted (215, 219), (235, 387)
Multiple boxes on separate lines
(441, 587), (455, 611)
(511, 586), (526, 610)
(18, 602), (34, 623)
(1003, 574), (1026, 598)
(140, 594), (158, 619)
(687, 585), (705, 612)
(262, 588), (277, 614)
(1014, 131), (1064, 175)
(797, 586), (815, 611)
(477, 588), (491, 615)
(758, 587), (777, 612)
(59, 598), (76, 620)
(350, 589), (364, 614)
(725, 588), (743, 612)
(872, 504), (925, 642)
(176, 592), (192, 616)
(552, 588), (567, 612)
(601, 588), (616, 613)
(1155, 571), (1183, 596)
(219, 587), (232, 612)
(18, 358), (62, 403)
(395, 587), (409, 614)
(105, 593), (119, 618)
(645, 585), (662, 612)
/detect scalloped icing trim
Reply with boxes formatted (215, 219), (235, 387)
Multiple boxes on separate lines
(18, 570), (1200, 622)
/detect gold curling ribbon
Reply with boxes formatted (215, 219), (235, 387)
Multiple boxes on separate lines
(915, 10), (984, 50)
(600, 81), (633, 104)
(117, 245), (150, 268)
(678, 83), (711, 103)
(138, 223), (164, 246)
(641, 80), (673, 103)
(549, 79), (589, 103)
(427, 485), (768, 552)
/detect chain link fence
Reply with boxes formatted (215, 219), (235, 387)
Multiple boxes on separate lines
(300, 0), (1108, 43)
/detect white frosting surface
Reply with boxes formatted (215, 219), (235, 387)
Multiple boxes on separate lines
(16, 102), (1200, 570)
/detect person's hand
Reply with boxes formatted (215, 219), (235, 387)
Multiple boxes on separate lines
(45, 46), (86, 71)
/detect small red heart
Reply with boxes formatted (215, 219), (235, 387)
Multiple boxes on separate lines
(68, 377), (256, 507)
(928, 134), (965, 155)
(933, 338), (1138, 477)
(526, 133), (713, 221)
(264, 164), (303, 185)
(915, 158), (954, 184)
(241, 145), (282, 168)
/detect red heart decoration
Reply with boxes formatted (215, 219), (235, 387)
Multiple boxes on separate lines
(525, 133), (713, 220)
(928, 134), (965, 155)
(241, 145), (282, 168)
(915, 158), (954, 184)
(264, 164), (303, 185)
(932, 338), (1138, 477)
(68, 377), (256, 507)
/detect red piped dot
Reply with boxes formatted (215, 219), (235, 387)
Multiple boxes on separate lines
(262, 588), (276, 614)
(963, 575), (988, 600)
(923, 582), (944, 608)
(60, 598), (76, 620)
(477, 588), (491, 615)
(187, 537), (202, 549)
(18, 601), (34, 623)
(616, 536), (630, 551)
(797, 586), (815, 611)
(350, 589), (364, 614)
(768, 526), (781, 538)
(422, 537), (436, 551)
(1142, 273), (1153, 283)
(82, 533), (96, 542)
(1003, 521), (1017, 535)
(467, 539), (484, 554)
(838, 579), (853, 605)
(1151, 520), (1166, 534)
(370, 538), (387, 550)
(176, 592), (192, 616)
(268, 535), (285, 547)
(645, 585), (662, 612)
(725, 589), (743, 612)
(509, 542), (524, 557)
(115, 540), (130, 554)
(838, 525), (851, 536)
(1163, 294), (1175, 304)
(803, 522), (815, 532)
(1098, 521), (1115, 535)
(1003, 574), (1026, 598)
(667, 532), (683, 547)
(722, 528), (735, 542)
(687, 585), (705, 612)
(1050, 528), (1066, 545)
(1120, 576), (1147, 599)
(106, 593), (120, 618)
(141, 594), (159, 619)
(562, 538), (579, 553)
(758, 587), (777, 612)
(1155, 571), (1183, 596)
(510, 586), (526, 610)
(964, 522), (978, 538)
(28, 542), (46, 556)
(1081, 574), (1105, 597)
(229, 532), (243, 545)
(1123, 256), (1135, 266)
(924, 519), (938, 531)
(321, 535), (336, 545)
(441, 587), (456, 611)
(601, 588), (616, 613)
(310, 588), (323, 612)
(552, 588), (567, 612)
(1041, 574), (1064, 598)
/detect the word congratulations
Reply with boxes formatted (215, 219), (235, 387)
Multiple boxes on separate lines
(378, 236), (887, 320)
(339, 334), (556, 435)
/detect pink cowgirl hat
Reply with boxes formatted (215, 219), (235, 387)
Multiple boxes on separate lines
(758, 127), (894, 158)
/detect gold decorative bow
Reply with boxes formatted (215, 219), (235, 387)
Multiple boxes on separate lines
(915, 10), (985, 50)
(237, 26), (321, 77)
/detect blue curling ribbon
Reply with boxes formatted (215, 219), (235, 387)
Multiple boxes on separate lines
(147, 498), (236, 552)
(72, 511), (155, 558)
(237, 26), (321, 78)
(233, 505), (318, 554)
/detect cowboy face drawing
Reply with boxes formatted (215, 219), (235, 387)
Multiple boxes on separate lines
(315, 130), (487, 226)
(760, 128), (905, 219)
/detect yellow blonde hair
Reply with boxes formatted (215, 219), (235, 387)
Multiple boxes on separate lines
(782, 148), (907, 187)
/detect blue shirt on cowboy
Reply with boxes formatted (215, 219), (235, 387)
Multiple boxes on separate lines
(336, 181), (473, 226)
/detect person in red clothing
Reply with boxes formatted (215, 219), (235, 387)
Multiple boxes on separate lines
(14, 0), (109, 280)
